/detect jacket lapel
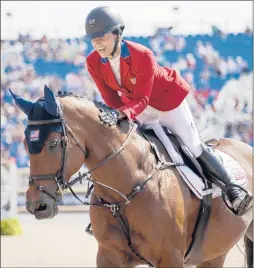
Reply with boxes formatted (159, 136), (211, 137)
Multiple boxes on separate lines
(120, 40), (131, 86)
(100, 58), (120, 90)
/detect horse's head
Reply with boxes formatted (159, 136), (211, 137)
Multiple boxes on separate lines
(10, 86), (87, 219)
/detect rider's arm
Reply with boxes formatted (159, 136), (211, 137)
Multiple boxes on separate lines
(118, 49), (156, 120)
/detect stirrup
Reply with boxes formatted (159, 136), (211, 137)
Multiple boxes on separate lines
(222, 184), (253, 216)
(234, 195), (253, 216)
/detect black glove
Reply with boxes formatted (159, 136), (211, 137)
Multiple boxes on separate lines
(99, 108), (120, 126)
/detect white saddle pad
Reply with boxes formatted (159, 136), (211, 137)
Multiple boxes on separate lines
(143, 122), (247, 199)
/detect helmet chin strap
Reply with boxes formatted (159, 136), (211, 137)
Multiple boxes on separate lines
(109, 33), (121, 58)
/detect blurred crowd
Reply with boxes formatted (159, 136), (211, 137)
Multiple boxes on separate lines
(1, 30), (253, 169)
(149, 28), (250, 89)
(187, 73), (253, 145)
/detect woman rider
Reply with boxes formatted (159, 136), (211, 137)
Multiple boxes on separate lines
(85, 6), (252, 216)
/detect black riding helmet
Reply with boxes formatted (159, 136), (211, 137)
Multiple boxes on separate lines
(85, 6), (125, 57)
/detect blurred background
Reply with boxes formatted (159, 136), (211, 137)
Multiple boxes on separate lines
(1, 1), (253, 267)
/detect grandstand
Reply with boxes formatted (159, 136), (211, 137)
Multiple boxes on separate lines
(2, 31), (252, 170)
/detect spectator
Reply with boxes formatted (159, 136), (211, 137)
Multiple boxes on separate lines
(200, 67), (210, 88)
(227, 57), (238, 75)
(236, 56), (249, 73)
(186, 53), (196, 70)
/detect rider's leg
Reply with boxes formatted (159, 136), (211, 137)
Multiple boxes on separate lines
(159, 100), (253, 216)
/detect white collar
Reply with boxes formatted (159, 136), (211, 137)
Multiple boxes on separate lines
(108, 53), (121, 62)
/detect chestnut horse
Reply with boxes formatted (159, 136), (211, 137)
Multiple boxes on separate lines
(11, 86), (252, 267)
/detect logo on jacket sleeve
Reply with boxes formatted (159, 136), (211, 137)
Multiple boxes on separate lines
(130, 77), (136, 84)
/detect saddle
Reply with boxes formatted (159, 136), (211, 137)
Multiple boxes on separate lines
(143, 126), (204, 178)
(140, 123), (247, 199)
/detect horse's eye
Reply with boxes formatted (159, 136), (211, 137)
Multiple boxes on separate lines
(49, 141), (58, 150)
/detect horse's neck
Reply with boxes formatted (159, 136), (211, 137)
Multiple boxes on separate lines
(84, 122), (149, 203)
(61, 98), (150, 203)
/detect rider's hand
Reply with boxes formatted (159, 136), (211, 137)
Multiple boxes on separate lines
(98, 109), (121, 126)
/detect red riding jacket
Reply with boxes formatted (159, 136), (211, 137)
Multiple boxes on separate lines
(86, 40), (191, 120)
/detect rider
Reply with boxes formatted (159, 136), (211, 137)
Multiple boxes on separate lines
(84, 6), (252, 216)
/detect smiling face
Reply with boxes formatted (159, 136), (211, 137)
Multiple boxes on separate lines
(91, 32), (119, 58)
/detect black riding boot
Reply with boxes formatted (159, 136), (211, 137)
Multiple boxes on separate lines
(196, 144), (253, 216)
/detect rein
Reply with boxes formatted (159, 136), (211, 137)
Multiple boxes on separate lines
(27, 109), (184, 267)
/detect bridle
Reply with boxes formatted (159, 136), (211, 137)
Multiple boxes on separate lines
(27, 110), (137, 203)
(27, 117), (83, 202)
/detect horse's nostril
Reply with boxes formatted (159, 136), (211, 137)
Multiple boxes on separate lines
(35, 202), (48, 212)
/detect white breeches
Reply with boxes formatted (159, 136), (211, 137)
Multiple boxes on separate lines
(136, 100), (203, 158)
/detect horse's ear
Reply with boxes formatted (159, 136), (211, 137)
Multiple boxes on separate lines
(44, 85), (59, 116)
(9, 89), (34, 116)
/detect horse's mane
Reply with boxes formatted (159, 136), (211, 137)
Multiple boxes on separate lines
(55, 91), (110, 111)
(53, 91), (131, 134)
(36, 90), (110, 113)
(35, 90), (132, 137)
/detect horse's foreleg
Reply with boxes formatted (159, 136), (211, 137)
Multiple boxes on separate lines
(96, 245), (136, 268)
(196, 252), (228, 268)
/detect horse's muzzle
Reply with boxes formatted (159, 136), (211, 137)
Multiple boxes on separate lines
(26, 200), (59, 220)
